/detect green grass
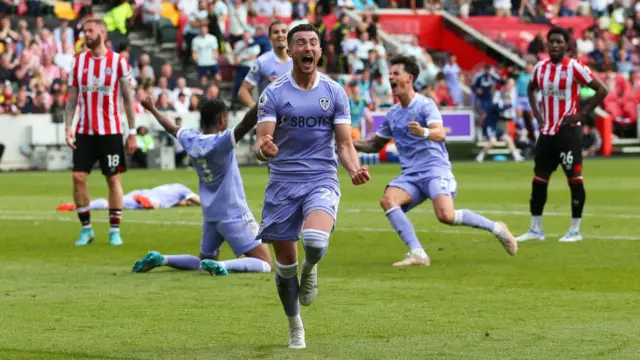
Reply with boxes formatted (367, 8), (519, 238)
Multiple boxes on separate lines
(1, 159), (639, 360)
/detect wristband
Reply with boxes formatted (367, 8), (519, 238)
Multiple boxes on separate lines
(256, 148), (268, 161)
(422, 128), (430, 139)
(129, 129), (137, 136)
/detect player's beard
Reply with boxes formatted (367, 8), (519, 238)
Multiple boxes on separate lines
(86, 34), (103, 51)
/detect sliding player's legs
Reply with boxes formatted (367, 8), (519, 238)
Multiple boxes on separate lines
(201, 213), (272, 275)
(516, 134), (557, 242)
(382, 175), (430, 267)
(427, 175), (517, 256)
(132, 221), (223, 273)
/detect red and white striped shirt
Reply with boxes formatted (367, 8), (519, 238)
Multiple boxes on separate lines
(69, 50), (131, 135)
(531, 57), (593, 135)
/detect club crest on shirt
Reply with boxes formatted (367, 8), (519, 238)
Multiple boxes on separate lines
(559, 71), (567, 79)
(251, 64), (259, 73)
(410, 111), (416, 122)
(105, 68), (112, 76)
(258, 93), (268, 107)
(319, 98), (331, 111)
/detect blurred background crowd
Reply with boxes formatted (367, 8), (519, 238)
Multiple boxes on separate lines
(0, 0), (638, 164)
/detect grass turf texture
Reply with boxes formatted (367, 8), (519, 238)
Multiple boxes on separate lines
(1, 159), (639, 360)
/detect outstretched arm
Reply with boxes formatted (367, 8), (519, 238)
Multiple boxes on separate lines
(254, 121), (276, 161)
(353, 135), (389, 153)
(233, 104), (258, 141)
(141, 97), (180, 136)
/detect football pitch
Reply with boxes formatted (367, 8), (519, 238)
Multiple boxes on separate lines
(1, 159), (639, 360)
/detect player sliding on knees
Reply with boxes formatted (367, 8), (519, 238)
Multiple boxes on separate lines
(354, 55), (517, 267)
(516, 27), (607, 243)
(254, 24), (370, 349)
(57, 183), (200, 211)
(132, 98), (272, 276)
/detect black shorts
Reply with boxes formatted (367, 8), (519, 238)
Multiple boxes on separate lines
(72, 134), (127, 176)
(534, 126), (583, 177)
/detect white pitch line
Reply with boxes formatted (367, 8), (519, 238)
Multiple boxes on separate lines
(3, 207), (640, 220)
(1, 214), (640, 241)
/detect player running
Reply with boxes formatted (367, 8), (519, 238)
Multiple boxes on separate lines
(516, 27), (607, 243)
(238, 21), (292, 107)
(64, 18), (137, 247)
(132, 98), (272, 276)
(354, 55), (517, 267)
(254, 24), (370, 349)
(56, 183), (200, 211)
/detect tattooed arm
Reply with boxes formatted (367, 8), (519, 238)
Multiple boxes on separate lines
(64, 87), (79, 149)
(119, 76), (137, 154)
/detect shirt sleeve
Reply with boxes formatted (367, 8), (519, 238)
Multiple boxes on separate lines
(244, 58), (261, 86)
(177, 128), (236, 158)
(117, 55), (132, 83)
(531, 62), (542, 87)
(333, 87), (351, 125)
(69, 55), (78, 87)
(257, 87), (277, 123)
(424, 97), (443, 125)
(572, 60), (593, 85)
(375, 113), (392, 139)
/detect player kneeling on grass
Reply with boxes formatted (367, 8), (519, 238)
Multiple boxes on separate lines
(354, 55), (517, 267)
(132, 98), (272, 275)
(475, 79), (524, 163)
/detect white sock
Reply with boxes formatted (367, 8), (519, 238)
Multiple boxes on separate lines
(476, 152), (485, 160)
(410, 248), (428, 258)
(288, 314), (303, 330)
(570, 218), (581, 233)
(491, 222), (504, 235)
(531, 216), (542, 232)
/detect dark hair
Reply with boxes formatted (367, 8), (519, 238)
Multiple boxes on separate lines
(547, 26), (571, 43)
(199, 99), (227, 128)
(287, 24), (320, 46)
(268, 20), (286, 36)
(389, 55), (420, 83)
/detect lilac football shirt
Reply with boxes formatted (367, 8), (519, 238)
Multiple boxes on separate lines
(257, 71), (351, 182)
(177, 128), (250, 221)
(148, 183), (197, 209)
(376, 94), (452, 176)
(244, 51), (293, 95)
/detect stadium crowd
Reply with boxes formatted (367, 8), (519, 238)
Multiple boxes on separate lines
(0, 0), (637, 148)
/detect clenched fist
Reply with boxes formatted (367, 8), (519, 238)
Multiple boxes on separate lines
(259, 135), (278, 158)
(140, 96), (155, 112)
(408, 121), (425, 137)
(351, 166), (370, 185)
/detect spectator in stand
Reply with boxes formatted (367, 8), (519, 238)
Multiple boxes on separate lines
(143, 0), (162, 26)
(331, 13), (352, 72)
(416, 52), (438, 90)
(189, 93), (201, 111)
(371, 70), (393, 109)
(253, 24), (272, 55)
(432, 72), (455, 107)
(173, 92), (190, 113)
(212, 0), (229, 39)
(54, 19), (75, 45)
(134, 53), (156, 84)
(443, 55), (463, 106)
(588, 37), (607, 71)
(192, 23), (221, 86)
(10, 87), (33, 114)
(515, 62), (537, 141)
(494, 0), (512, 16)
(183, 0), (210, 65)
(348, 82), (373, 140)
(591, 0), (608, 18)
(560, 0), (580, 16)
(204, 83), (219, 101)
(0, 53), (14, 83)
(156, 92), (175, 112)
(172, 77), (192, 103)
(232, 30), (260, 105)
(321, 43), (341, 75)
(153, 76), (171, 99)
(616, 49), (633, 75)
(472, 63), (502, 122)
(159, 64), (177, 90)
(228, 0), (249, 47)
(50, 90), (66, 123)
(276, 0), (294, 17)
